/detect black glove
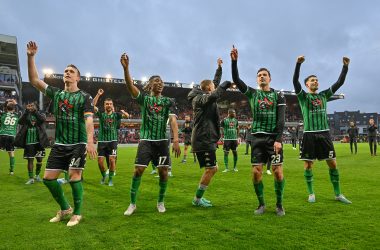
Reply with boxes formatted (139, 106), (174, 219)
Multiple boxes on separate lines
(219, 81), (232, 90)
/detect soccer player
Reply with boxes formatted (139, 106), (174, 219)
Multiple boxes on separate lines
(297, 121), (304, 150)
(181, 115), (196, 163)
(293, 55), (351, 204)
(347, 121), (358, 154)
(221, 109), (239, 172)
(244, 124), (253, 155)
(14, 102), (49, 184)
(120, 53), (181, 215)
(27, 41), (96, 226)
(367, 118), (377, 156)
(231, 46), (286, 216)
(0, 99), (19, 175)
(188, 58), (231, 207)
(289, 127), (297, 150)
(93, 88), (129, 186)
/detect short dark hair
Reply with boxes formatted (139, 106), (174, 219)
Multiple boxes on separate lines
(200, 80), (213, 91)
(6, 103), (15, 111)
(257, 68), (271, 78)
(66, 64), (81, 77)
(304, 75), (317, 85)
(104, 98), (113, 103)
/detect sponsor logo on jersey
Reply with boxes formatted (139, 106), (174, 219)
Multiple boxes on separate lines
(149, 103), (162, 113)
(258, 97), (273, 110)
(59, 99), (74, 113)
(311, 98), (323, 107)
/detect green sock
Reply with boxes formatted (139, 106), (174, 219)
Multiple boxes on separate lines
(233, 152), (238, 168)
(274, 179), (285, 207)
(109, 171), (115, 181)
(304, 169), (314, 194)
(158, 179), (168, 202)
(253, 181), (265, 205)
(329, 168), (341, 196)
(70, 181), (83, 215)
(64, 171), (69, 181)
(101, 171), (106, 178)
(183, 155), (187, 160)
(43, 179), (70, 210)
(224, 153), (229, 169)
(195, 184), (207, 199)
(28, 171), (34, 179)
(35, 162), (42, 176)
(9, 157), (15, 172)
(130, 176), (142, 204)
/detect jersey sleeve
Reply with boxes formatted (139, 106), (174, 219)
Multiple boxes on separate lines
(116, 112), (123, 121)
(84, 94), (94, 118)
(44, 85), (60, 99)
(134, 91), (145, 106)
(296, 89), (307, 103)
(168, 98), (178, 116)
(244, 87), (256, 99)
(321, 88), (334, 99)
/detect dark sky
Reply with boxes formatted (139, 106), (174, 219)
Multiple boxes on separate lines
(1, 0), (379, 113)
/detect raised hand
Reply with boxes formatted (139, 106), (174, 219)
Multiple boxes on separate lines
(230, 45), (238, 61)
(343, 57), (350, 66)
(297, 55), (305, 64)
(217, 58), (223, 67)
(120, 53), (129, 69)
(27, 41), (38, 56)
(97, 88), (104, 95)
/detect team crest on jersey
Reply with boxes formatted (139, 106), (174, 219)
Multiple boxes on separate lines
(59, 99), (74, 113)
(149, 103), (162, 113)
(311, 98), (323, 107)
(105, 118), (114, 127)
(258, 97), (273, 110)
(229, 121), (235, 128)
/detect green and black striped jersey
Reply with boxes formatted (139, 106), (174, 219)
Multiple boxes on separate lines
(44, 85), (94, 145)
(0, 112), (19, 137)
(26, 114), (38, 144)
(135, 91), (175, 140)
(96, 111), (122, 142)
(297, 89), (332, 132)
(245, 88), (286, 134)
(221, 117), (238, 140)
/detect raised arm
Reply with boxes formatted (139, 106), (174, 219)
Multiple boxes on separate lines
(93, 88), (104, 107)
(213, 58), (223, 87)
(27, 41), (48, 92)
(195, 81), (232, 106)
(293, 56), (305, 94)
(120, 109), (130, 119)
(120, 53), (139, 98)
(169, 115), (181, 158)
(230, 46), (248, 93)
(331, 57), (350, 93)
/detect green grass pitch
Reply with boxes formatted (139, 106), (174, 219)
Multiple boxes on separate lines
(0, 143), (379, 249)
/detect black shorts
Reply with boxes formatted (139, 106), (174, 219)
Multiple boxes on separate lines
(223, 140), (238, 151)
(46, 144), (87, 171)
(300, 131), (336, 161)
(135, 140), (170, 167)
(0, 135), (15, 152)
(24, 144), (46, 159)
(184, 136), (191, 146)
(251, 134), (284, 165)
(97, 141), (118, 157)
(196, 151), (217, 169)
